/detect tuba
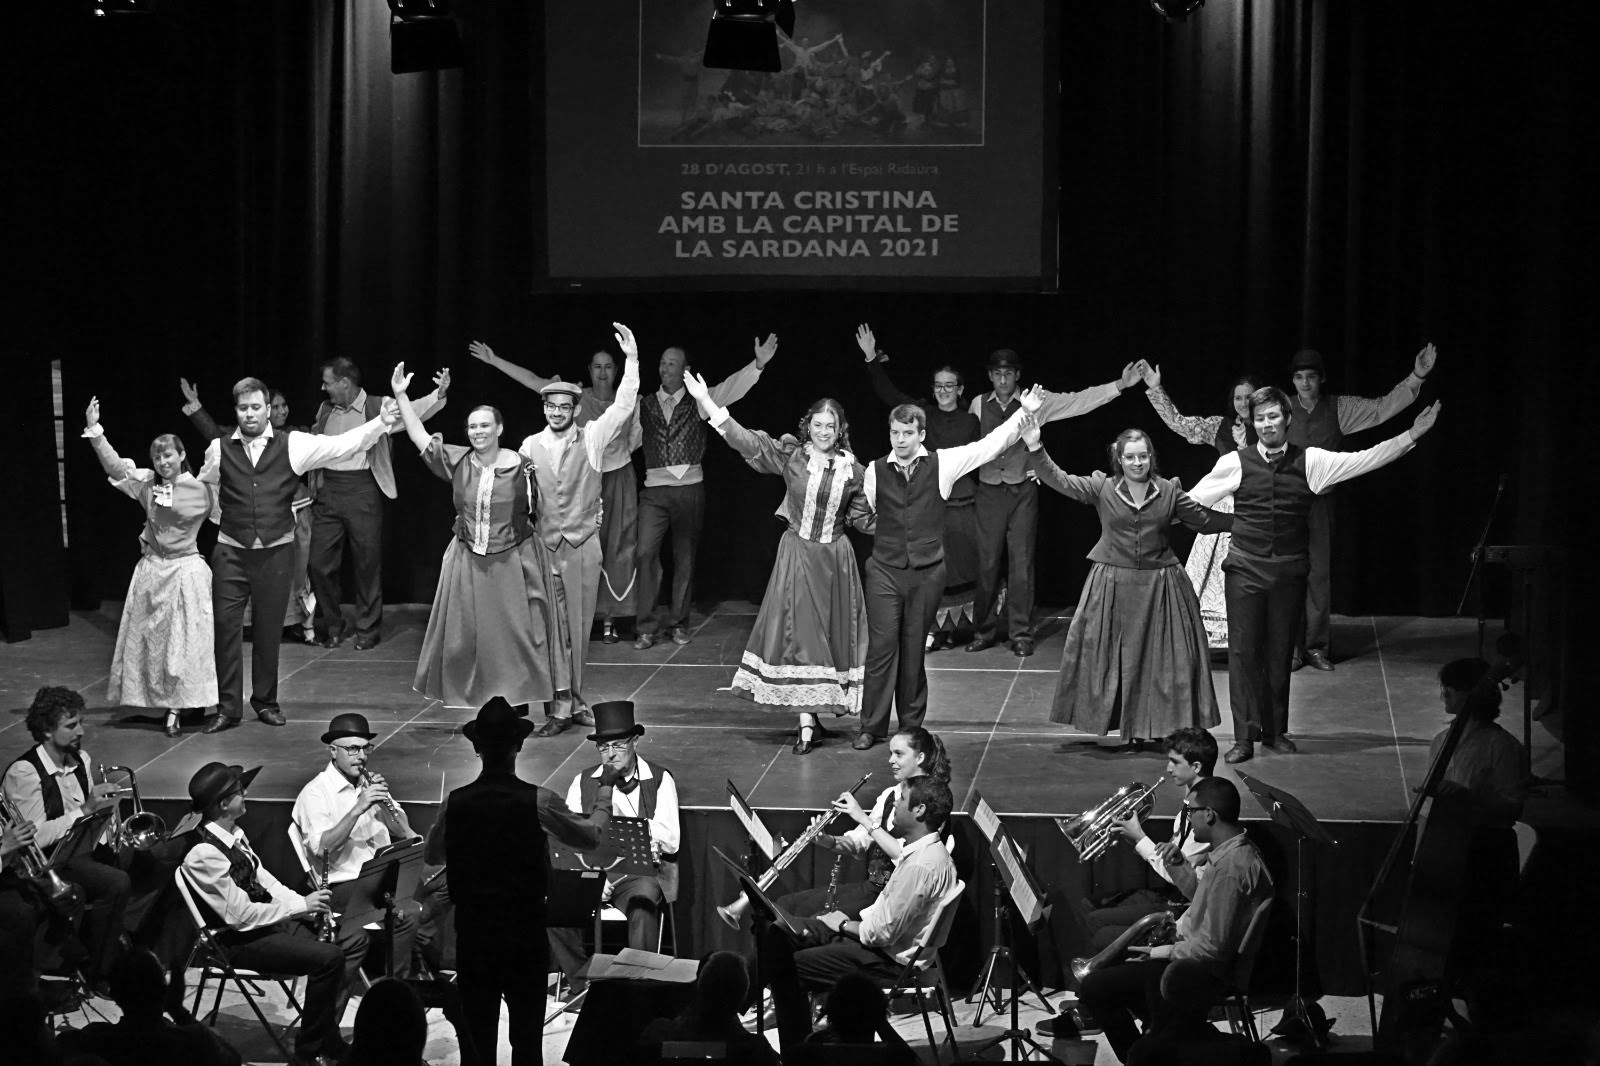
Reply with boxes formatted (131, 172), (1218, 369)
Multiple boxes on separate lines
(101, 765), (168, 851)
(1056, 778), (1165, 864)
(1071, 909), (1177, 983)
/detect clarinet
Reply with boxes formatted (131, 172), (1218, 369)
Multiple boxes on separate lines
(822, 854), (844, 912)
(310, 850), (338, 943)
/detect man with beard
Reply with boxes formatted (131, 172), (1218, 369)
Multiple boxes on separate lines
(194, 377), (399, 733)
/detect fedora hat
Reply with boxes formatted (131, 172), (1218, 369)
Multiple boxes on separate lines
(587, 701), (645, 743)
(188, 762), (261, 812)
(463, 696), (534, 746)
(986, 348), (1023, 371)
(321, 713), (377, 745)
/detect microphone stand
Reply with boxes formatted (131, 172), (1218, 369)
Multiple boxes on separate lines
(1454, 473), (1508, 658)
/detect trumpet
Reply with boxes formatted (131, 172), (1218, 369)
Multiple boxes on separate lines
(1057, 777), (1166, 864)
(0, 795), (78, 905)
(718, 772), (873, 930)
(100, 764), (167, 851)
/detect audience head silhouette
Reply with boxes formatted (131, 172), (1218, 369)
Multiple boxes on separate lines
(345, 977), (427, 1066)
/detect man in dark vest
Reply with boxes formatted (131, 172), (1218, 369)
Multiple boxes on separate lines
(1188, 387), (1441, 763)
(306, 357), (449, 652)
(179, 761), (358, 1066)
(854, 389), (1044, 749)
(549, 700), (680, 990)
(1285, 344), (1435, 670)
(2, 685), (128, 988)
(196, 376), (399, 734)
(965, 349), (1144, 657)
(631, 336), (778, 650)
(425, 698), (618, 1066)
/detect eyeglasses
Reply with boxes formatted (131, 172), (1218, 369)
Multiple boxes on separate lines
(932, 383), (961, 392)
(543, 401), (575, 412)
(1180, 803), (1212, 815)
(596, 741), (633, 754)
(331, 743), (374, 756)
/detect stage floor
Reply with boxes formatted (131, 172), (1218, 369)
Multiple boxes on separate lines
(0, 603), (1566, 825)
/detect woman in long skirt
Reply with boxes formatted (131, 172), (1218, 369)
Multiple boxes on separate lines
(390, 364), (567, 711)
(856, 323), (983, 649)
(681, 372), (872, 755)
(1141, 364), (1259, 651)
(1030, 425), (1232, 748)
(82, 398), (218, 737)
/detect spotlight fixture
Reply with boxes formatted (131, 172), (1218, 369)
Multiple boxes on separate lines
(90, 0), (156, 14)
(389, 0), (464, 75)
(1149, 0), (1206, 21)
(703, 0), (797, 73)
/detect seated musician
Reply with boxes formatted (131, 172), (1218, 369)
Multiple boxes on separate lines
(289, 713), (422, 977)
(549, 701), (680, 987)
(1, 686), (129, 989)
(758, 776), (959, 1053)
(1071, 777), (1274, 1064)
(791, 727), (951, 920)
(1, 814), (51, 998)
(181, 761), (361, 1065)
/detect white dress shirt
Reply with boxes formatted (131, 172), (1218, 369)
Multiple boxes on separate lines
(860, 403), (1034, 508)
(184, 823), (306, 932)
(1, 744), (90, 850)
(856, 831), (958, 965)
(1185, 433), (1416, 510)
(565, 755), (681, 858)
(290, 762), (392, 882)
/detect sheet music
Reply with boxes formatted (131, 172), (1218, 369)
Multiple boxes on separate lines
(995, 834), (1044, 926)
(969, 792), (1001, 842)
(615, 947), (672, 970)
(727, 782), (777, 860)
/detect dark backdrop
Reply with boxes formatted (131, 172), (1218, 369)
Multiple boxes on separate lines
(6, 2), (1588, 647)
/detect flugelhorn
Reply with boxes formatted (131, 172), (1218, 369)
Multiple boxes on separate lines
(0, 795), (78, 905)
(100, 764), (168, 851)
(718, 772), (874, 930)
(1057, 777), (1166, 864)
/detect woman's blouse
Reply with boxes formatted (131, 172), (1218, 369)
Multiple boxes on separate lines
(422, 436), (533, 555)
(712, 414), (872, 545)
(1147, 384), (1250, 453)
(83, 426), (212, 560)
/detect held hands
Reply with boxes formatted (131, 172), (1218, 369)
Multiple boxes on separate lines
(613, 321), (639, 360)
(1409, 400), (1442, 441)
(433, 368), (451, 399)
(1017, 384), (1045, 414)
(85, 396), (101, 428)
(1140, 361), (1162, 390)
(753, 332), (780, 368)
(831, 791), (869, 827)
(1118, 360), (1144, 391)
(392, 362), (414, 397)
(1019, 411), (1042, 449)
(855, 323), (878, 362)
(379, 397), (400, 426)
(468, 340), (496, 365)
(1414, 342), (1438, 379)
(179, 377), (201, 406)
(682, 369), (713, 406)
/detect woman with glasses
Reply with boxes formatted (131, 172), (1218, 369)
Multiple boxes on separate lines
(81, 396), (218, 738)
(1025, 424), (1232, 750)
(856, 323), (983, 650)
(389, 364), (566, 713)
(680, 371), (873, 755)
(1138, 363), (1260, 653)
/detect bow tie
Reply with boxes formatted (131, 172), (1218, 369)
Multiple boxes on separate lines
(614, 777), (640, 795)
(1266, 449), (1286, 462)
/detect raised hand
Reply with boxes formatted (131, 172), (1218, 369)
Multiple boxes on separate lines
(85, 397), (101, 428)
(1118, 360), (1143, 390)
(1141, 361), (1162, 389)
(391, 363), (414, 396)
(468, 340), (496, 365)
(613, 321), (639, 360)
(1414, 342), (1438, 378)
(682, 369), (713, 405)
(753, 332), (779, 368)
(179, 377), (201, 406)
(854, 323), (878, 361)
(1409, 399), (1441, 441)
(1017, 384), (1045, 413)
(433, 367), (451, 399)
(378, 397), (400, 426)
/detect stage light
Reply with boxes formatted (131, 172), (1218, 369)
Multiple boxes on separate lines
(90, 0), (156, 15)
(388, 0), (464, 74)
(703, 0), (797, 73)
(1148, 0), (1206, 21)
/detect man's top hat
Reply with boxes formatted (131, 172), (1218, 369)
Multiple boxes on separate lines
(986, 348), (1023, 371)
(540, 380), (583, 400)
(588, 701), (645, 743)
(188, 762), (261, 812)
(463, 696), (534, 746)
(1289, 348), (1326, 375)
(321, 713), (377, 745)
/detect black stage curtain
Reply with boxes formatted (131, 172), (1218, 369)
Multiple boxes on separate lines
(8, 1), (1586, 629)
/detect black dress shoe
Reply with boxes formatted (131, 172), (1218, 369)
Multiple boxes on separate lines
(534, 716), (572, 738)
(634, 631), (659, 650)
(201, 714), (238, 734)
(965, 634), (1000, 652)
(793, 723), (817, 755)
(1305, 650), (1335, 671)
(256, 708), (286, 727)
(315, 634), (343, 649)
(927, 631), (951, 652)
(352, 632), (380, 651)
(852, 733), (877, 751)
(1224, 740), (1254, 764)
(1010, 637), (1035, 657)
(1262, 735), (1299, 754)
(669, 625), (693, 646)
(163, 712), (181, 739)
(1291, 650), (1305, 671)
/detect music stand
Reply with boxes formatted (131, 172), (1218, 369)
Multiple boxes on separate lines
(727, 780), (779, 864)
(341, 837), (426, 977)
(551, 816), (657, 879)
(1237, 773), (1336, 1050)
(965, 791), (1061, 1064)
(46, 809), (114, 869)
